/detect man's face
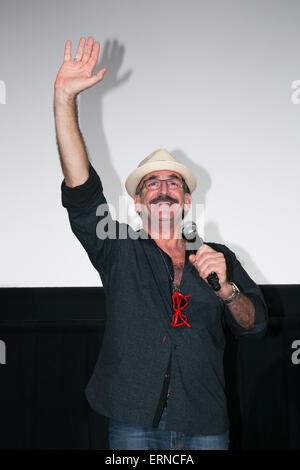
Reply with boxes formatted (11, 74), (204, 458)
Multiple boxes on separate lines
(134, 170), (191, 227)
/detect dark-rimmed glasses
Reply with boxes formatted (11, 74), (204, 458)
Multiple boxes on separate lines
(139, 177), (184, 192)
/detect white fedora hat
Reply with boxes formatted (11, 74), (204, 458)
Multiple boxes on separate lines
(125, 148), (197, 198)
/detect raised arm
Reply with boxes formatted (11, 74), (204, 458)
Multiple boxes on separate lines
(54, 37), (107, 187)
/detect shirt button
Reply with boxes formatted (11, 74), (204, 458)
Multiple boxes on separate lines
(162, 336), (166, 343)
(165, 373), (170, 379)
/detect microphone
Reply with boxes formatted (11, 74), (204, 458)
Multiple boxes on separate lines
(182, 221), (221, 291)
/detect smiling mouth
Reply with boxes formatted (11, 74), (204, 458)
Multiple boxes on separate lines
(153, 202), (173, 208)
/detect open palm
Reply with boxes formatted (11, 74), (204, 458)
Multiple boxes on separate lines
(54, 37), (107, 97)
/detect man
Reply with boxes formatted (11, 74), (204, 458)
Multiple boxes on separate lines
(54, 37), (268, 450)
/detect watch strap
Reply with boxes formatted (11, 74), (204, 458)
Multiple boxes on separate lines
(223, 282), (240, 304)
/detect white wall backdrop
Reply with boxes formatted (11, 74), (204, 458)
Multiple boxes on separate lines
(1, 0), (300, 287)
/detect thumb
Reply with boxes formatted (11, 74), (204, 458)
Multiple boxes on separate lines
(189, 254), (196, 264)
(88, 67), (107, 86)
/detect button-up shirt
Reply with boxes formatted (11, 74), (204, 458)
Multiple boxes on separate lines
(61, 162), (268, 434)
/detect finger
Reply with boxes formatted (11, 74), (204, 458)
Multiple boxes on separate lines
(190, 253), (224, 274)
(96, 67), (107, 77)
(64, 40), (72, 62)
(190, 252), (218, 268)
(82, 36), (94, 64)
(201, 263), (223, 279)
(195, 253), (224, 271)
(74, 37), (86, 61)
(86, 41), (100, 71)
(199, 244), (217, 254)
(86, 67), (107, 86)
(189, 254), (196, 264)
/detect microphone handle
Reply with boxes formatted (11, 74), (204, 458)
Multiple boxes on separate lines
(207, 272), (221, 291)
(182, 229), (221, 291)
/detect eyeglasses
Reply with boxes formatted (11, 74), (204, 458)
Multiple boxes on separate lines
(140, 177), (184, 191)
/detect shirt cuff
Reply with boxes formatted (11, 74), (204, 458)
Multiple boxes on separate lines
(61, 162), (103, 209)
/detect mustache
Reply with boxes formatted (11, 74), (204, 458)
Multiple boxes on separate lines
(150, 195), (179, 205)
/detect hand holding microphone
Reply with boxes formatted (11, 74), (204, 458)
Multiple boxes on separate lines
(182, 222), (223, 292)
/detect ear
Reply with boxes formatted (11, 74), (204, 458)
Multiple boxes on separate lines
(183, 193), (191, 214)
(134, 194), (141, 215)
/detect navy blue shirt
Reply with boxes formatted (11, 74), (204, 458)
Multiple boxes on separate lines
(61, 162), (268, 434)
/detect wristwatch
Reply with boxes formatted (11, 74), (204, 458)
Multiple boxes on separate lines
(223, 282), (240, 304)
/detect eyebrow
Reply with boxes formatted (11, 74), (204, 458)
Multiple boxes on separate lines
(145, 174), (182, 181)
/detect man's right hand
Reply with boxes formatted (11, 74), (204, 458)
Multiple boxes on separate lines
(54, 36), (107, 102)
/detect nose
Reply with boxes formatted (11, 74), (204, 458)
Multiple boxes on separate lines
(159, 180), (169, 194)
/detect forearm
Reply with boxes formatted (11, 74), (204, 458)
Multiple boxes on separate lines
(217, 284), (255, 330)
(54, 89), (90, 188)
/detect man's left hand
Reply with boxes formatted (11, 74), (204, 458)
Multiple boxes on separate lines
(189, 244), (233, 299)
